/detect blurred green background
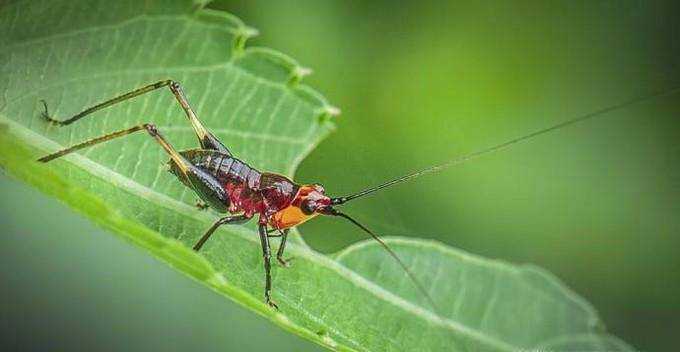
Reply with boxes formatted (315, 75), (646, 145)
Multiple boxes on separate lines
(2, 0), (679, 351)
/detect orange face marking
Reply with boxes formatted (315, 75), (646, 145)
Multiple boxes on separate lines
(272, 204), (319, 229)
(270, 184), (330, 229)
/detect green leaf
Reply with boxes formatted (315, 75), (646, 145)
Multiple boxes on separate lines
(0, 1), (634, 351)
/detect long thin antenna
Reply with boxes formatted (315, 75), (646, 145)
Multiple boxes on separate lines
(331, 86), (680, 205)
(329, 209), (441, 313)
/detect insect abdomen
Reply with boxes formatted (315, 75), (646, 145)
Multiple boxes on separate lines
(202, 153), (261, 189)
(174, 149), (270, 216)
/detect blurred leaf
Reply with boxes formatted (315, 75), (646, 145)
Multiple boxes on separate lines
(0, 0), (634, 351)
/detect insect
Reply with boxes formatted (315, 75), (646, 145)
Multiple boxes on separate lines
(37, 80), (678, 310)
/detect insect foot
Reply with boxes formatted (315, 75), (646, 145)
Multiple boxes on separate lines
(39, 100), (60, 125)
(277, 256), (294, 268)
(266, 298), (279, 310)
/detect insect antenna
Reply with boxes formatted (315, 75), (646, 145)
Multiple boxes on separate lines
(323, 207), (441, 313)
(331, 85), (680, 206)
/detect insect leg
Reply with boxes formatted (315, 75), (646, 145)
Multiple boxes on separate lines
(166, 81), (231, 154)
(193, 214), (250, 251)
(38, 123), (237, 204)
(275, 229), (292, 268)
(38, 123), (187, 167)
(41, 80), (231, 154)
(258, 223), (278, 309)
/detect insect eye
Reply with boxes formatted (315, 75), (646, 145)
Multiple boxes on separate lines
(301, 199), (315, 215)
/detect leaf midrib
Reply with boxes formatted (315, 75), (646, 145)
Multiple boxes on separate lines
(1, 116), (520, 352)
